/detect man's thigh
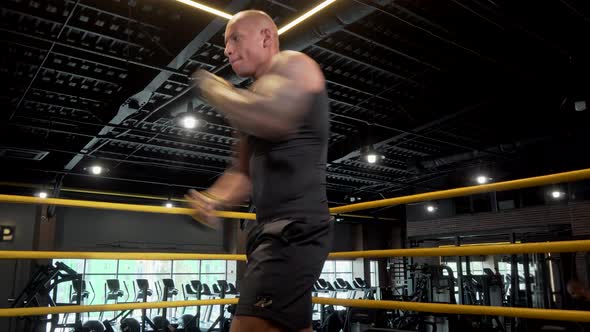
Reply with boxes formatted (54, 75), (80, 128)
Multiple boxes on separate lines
(235, 218), (333, 331)
(229, 316), (314, 332)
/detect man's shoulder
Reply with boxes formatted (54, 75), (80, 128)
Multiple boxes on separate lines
(270, 51), (325, 91)
(277, 50), (311, 61)
(273, 51), (317, 70)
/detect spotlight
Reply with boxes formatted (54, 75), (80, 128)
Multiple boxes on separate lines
(165, 202), (174, 208)
(476, 175), (489, 184)
(362, 144), (383, 164)
(180, 114), (199, 129)
(426, 205), (436, 213)
(475, 175), (492, 184)
(551, 191), (564, 199)
(90, 165), (102, 175)
(38, 191), (48, 199)
(84, 165), (108, 175)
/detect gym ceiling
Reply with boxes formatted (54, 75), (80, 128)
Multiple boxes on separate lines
(1, 0), (589, 209)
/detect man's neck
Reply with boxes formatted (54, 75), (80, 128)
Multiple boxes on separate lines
(253, 51), (280, 79)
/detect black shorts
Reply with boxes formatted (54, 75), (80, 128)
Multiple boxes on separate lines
(235, 217), (334, 331)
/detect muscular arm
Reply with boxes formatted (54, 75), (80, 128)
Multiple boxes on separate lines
(198, 52), (325, 141)
(206, 134), (252, 205)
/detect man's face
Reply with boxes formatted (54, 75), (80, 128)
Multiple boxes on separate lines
(224, 19), (265, 77)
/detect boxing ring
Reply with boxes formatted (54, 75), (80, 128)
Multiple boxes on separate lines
(1, 168), (590, 323)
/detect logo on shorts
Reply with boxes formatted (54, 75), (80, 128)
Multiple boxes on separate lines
(254, 296), (273, 308)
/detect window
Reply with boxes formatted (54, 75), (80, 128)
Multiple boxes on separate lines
(200, 260), (225, 274)
(469, 261), (484, 275)
(335, 261), (353, 282)
(369, 261), (379, 287)
(85, 259), (117, 274)
(173, 260), (200, 273)
(440, 260), (485, 278)
(318, 260), (353, 310)
(320, 260), (353, 284)
(199, 260), (227, 289)
(498, 261), (525, 291)
(441, 259), (486, 303)
(57, 259), (85, 274)
(50, 258), (233, 332)
(498, 261), (524, 276)
(119, 260), (171, 275)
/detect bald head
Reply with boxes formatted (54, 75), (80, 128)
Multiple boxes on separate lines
(224, 10), (279, 78)
(229, 10), (278, 34)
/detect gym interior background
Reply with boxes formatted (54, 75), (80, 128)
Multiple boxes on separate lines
(0, 0), (589, 331)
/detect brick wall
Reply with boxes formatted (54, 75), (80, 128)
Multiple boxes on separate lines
(407, 201), (590, 285)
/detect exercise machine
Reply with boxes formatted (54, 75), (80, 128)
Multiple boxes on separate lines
(99, 279), (129, 321)
(353, 278), (377, 300)
(206, 280), (236, 332)
(10, 261), (83, 332)
(64, 279), (95, 326)
(102, 278), (173, 332)
(180, 280), (205, 332)
(156, 278), (179, 321)
(335, 278), (357, 299)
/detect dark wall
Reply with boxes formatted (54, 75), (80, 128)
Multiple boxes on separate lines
(2, 204), (369, 256)
(55, 207), (225, 253)
(362, 220), (402, 287)
(0, 203), (37, 331)
(331, 222), (360, 252)
(363, 221), (397, 250)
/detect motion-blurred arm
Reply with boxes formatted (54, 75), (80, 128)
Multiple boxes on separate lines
(207, 133), (251, 205)
(185, 134), (251, 228)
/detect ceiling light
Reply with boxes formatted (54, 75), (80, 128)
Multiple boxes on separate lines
(90, 165), (102, 175)
(476, 175), (489, 184)
(366, 153), (377, 164)
(38, 191), (48, 199)
(278, 0), (339, 35)
(551, 191), (564, 199)
(574, 100), (586, 112)
(173, 0), (233, 20)
(362, 144), (383, 164)
(84, 165), (108, 175)
(426, 205), (436, 213)
(165, 202), (174, 208)
(181, 115), (199, 129)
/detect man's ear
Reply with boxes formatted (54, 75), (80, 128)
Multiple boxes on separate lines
(261, 28), (273, 48)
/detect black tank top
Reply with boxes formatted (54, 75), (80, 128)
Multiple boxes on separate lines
(248, 90), (330, 223)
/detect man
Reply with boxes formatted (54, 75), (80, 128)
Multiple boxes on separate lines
(567, 279), (590, 303)
(186, 10), (333, 332)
